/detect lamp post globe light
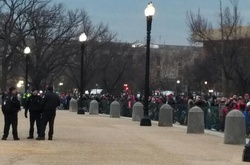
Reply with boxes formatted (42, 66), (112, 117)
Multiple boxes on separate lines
(203, 81), (208, 95)
(78, 33), (87, 114)
(140, 2), (155, 126)
(24, 47), (30, 93)
(58, 82), (63, 93)
(176, 80), (180, 95)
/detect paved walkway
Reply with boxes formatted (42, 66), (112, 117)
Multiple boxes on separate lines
(0, 110), (249, 165)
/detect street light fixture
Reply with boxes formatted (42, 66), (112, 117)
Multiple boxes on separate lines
(208, 89), (214, 93)
(19, 80), (24, 85)
(96, 83), (98, 95)
(78, 33), (87, 114)
(17, 80), (24, 92)
(17, 83), (22, 88)
(176, 80), (180, 95)
(140, 2), (155, 126)
(203, 81), (208, 95)
(58, 82), (63, 93)
(24, 47), (30, 93)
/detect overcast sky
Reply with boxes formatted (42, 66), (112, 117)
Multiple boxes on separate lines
(53, 0), (250, 46)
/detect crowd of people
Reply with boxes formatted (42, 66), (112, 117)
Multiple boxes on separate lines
(150, 93), (250, 133)
(77, 92), (250, 134)
(3, 86), (250, 140)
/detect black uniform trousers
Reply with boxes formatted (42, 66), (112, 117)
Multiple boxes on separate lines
(40, 111), (56, 138)
(3, 113), (18, 138)
(29, 111), (41, 137)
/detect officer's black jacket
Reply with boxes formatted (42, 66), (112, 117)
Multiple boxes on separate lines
(41, 91), (60, 112)
(2, 93), (20, 114)
(25, 94), (42, 113)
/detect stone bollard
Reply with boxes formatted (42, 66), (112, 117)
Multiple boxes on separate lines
(158, 104), (173, 127)
(224, 110), (245, 145)
(132, 102), (144, 121)
(89, 100), (99, 115)
(110, 101), (121, 118)
(187, 106), (204, 134)
(69, 98), (78, 112)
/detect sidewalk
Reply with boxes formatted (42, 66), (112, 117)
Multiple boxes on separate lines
(0, 110), (249, 165)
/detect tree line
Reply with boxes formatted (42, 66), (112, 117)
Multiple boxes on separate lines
(3, 0), (249, 97)
(0, 0), (136, 94)
(185, 0), (250, 96)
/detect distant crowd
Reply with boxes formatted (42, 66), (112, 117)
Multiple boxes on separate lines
(3, 88), (249, 140)
(73, 92), (250, 135)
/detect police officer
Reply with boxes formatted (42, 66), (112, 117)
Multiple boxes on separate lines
(1, 87), (21, 140)
(25, 89), (42, 139)
(22, 91), (31, 109)
(37, 86), (60, 140)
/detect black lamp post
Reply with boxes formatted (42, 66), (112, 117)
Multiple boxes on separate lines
(96, 83), (98, 95)
(204, 81), (208, 96)
(176, 80), (180, 96)
(243, 141), (250, 161)
(59, 82), (63, 94)
(24, 47), (30, 93)
(140, 2), (155, 126)
(78, 32), (87, 114)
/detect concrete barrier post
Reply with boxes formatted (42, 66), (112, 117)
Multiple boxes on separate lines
(69, 98), (78, 112)
(132, 102), (144, 121)
(187, 106), (204, 134)
(89, 100), (99, 115)
(158, 104), (173, 127)
(110, 101), (121, 118)
(224, 110), (246, 145)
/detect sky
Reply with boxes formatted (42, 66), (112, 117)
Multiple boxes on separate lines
(53, 0), (250, 46)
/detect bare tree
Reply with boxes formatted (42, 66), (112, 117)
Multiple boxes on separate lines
(64, 23), (116, 92)
(99, 42), (133, 94)
(186, 0), (249, 96)
(0, 0), (41, 91)
(24, 3), (90, 90)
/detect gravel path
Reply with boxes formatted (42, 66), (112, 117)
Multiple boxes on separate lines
(0, 110), (248, 165)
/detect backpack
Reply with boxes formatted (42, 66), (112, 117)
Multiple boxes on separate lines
(2, 94), (13, 114)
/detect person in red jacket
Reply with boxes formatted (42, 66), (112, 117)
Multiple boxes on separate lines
(219, 98), (228, 132)
(238, 96), (246, 112)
